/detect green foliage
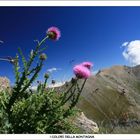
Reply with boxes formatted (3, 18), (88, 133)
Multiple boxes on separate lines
(0, 90), (11, 133)
(0, 34), (87, 133)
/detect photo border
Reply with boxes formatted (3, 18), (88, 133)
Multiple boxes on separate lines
(0, 1), (140, 139)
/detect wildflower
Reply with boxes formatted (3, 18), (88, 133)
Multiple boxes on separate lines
(52, 80), (56, 85)
(47, 27), (61, 41)
(44, 73), (49, 79)
(73, 64), (91, 79)
(82, 62), (93, 69)
(39, 53), (47, 61)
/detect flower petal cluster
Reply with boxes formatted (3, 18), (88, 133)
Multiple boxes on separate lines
(73, 61), (93, 79)
(47, 27), (61, 41)
(81, 62), (93, 69)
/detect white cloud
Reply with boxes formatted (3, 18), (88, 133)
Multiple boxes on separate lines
(29, 81), (65, 90)
(0, 40), (4, 44)
(48, 82), (65, 88)
(47, 67), (61, 73)
(122, 40), (140, 66)
(122, 41), (129, 47)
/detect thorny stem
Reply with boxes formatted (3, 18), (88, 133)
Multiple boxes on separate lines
(61, 79), (78, 105)
(20, 61), (43, 94)
(27, 36), (48, 70)
(43, 81), (77, 113)
(47, 79), (79, 112)
(41, 78), (48, 93)
(63, 79), (87, 118)
(15, 36), (48, 92)
(47, 79), (87, 128)
(0, 58), (11, 62)
(6, 36), (48, 121)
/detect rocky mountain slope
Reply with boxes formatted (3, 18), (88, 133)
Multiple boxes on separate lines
(75, 65), (140, 133)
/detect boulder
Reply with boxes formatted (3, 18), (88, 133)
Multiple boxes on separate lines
(75, 112), (99, 133)
(0, 77), (10, 92)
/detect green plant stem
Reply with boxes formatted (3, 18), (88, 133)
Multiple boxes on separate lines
(63, 79), (87, 118)
(47, 79), (87, 129)
(27, 36), (48, 69)
(6, 36), (48, 118)
(20, 61), (43, 94)
(46, 79), (78, 112)
(61, 79), (78, 104)
(40, 78), (48, 94)
(7, 61), (43, 115)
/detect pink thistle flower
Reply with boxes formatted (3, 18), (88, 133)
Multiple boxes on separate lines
(73, 64), (91, 79)
(47, 26), (61, 41)
(82, 62), (93, 69)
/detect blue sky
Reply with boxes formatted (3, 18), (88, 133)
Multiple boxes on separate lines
(0, 7), (140, 84)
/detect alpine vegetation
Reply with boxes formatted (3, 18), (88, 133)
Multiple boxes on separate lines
(0, 27), (92, 134)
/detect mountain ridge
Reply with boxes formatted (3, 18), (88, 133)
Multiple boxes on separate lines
(75, 64), (140, 133)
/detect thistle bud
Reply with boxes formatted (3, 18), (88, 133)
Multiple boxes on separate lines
(52, 80), (56, 85)
(47, 27), (61, 41)
(39, 53), (47, 61)
(44, 73), (49, 79)
(10, 58), (17, 65)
